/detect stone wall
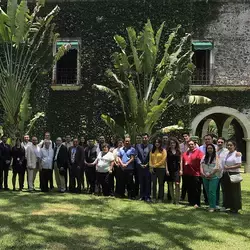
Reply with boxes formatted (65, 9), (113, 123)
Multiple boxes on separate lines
(204, 1), (250, 85)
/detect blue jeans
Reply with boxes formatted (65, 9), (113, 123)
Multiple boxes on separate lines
(203, 177), (219, 208)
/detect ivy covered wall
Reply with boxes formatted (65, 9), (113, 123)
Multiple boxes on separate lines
(191, 89), (250, 120)
(1, 0), (222, 139)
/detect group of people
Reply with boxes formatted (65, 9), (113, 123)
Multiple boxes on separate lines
(0, 131), (242, 214)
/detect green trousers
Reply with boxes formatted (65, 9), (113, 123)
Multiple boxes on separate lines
(203, 177), (219, 208)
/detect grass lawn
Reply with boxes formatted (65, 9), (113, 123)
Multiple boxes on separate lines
(0, 173), (250, 250)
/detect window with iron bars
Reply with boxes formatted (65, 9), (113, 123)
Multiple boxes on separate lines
(52, 39), (81, 85)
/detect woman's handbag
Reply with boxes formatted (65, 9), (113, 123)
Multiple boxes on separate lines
(228, 172), (243, 183)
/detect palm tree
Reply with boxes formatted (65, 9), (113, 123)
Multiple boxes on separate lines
(0, 0), (68, 142)
(93, 20), (211, 143)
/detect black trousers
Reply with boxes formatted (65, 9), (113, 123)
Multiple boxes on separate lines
(152, 168), (165, 200)
(181, 176), (188, 200)
(69, 166), (81, 193)
(80, 166), (85, 190)
(49, 169), (54, 189)
(120, 169), (135, 198)
(138, 167), (151, 199)
(134, 164), (139, 197)
(12, 170), (25, 189)
(186, 175), (201, 206)
(96, 172), (110, 196)
(221, 172), (242, 211)
(0, 164), (9, 189)
(85, 166), (96, 193)
(41, 169), (52, 192)
(108, 168), (115, 195)
(115, 167), (124, 196)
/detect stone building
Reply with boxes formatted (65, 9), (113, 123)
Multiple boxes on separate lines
(24, 0), (250, 171)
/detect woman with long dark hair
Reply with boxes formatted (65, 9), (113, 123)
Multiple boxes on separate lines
(221, 140), (242, 214)
(79, 136), (87, 148)
(166, 137), (182, 204)
(149, 137), (167, 202)
(200, 144), (220, 212)
(12, 138), (26, 191)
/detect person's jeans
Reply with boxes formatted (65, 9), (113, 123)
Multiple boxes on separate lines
(152, 168), (165, 200)
(138, 166), (151, 199)
(203, 177), (219, 209)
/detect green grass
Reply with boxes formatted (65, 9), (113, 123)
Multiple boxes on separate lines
(0, 174), (250, 250)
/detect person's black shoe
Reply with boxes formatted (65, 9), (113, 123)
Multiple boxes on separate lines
(4, 187), (9, 191)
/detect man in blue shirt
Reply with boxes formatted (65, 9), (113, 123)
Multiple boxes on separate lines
(118, 136), (136, 199)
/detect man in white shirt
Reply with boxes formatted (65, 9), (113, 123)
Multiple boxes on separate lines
(39, 132), (55, 189)
(199, 134), (217, 154)
(22, 135), (32, 152)
(22, 134), (32, 188)
(40, 140), (54, 192)
(63, 135), (73, 149)
(180, 132), (190, 153)
(26, 137), (41, 191)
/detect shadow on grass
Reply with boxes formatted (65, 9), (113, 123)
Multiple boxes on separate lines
(0, 187), (250, 249)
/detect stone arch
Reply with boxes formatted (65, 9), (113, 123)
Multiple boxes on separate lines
(202, 118), (214, 138)
(191, 106), (250, 173)
(191, 106), (250, 139)
(222, 116), (234, 140)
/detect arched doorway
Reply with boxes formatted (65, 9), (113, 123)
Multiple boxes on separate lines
(191, 106), (250, 173)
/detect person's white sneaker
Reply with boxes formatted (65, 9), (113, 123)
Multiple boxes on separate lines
(216, 206), (221, 210)
(220, 207), (227, 212)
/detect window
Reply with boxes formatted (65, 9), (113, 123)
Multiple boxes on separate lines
(192, 41), (213, 85)
(52, 39), (81, 85)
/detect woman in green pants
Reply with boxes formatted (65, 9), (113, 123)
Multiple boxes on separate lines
(200, 144), (221, 212)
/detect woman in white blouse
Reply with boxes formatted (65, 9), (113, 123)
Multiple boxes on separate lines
(221, 140), (242, 214)
(91, 143), (115, 196)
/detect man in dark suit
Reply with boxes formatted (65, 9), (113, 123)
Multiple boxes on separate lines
(68, 138), (84, 193)
(54, 137), (68, 193)
(0, 135), (12, 190)
(135, 133), (153, 202)
(84, 139), (97, 194)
